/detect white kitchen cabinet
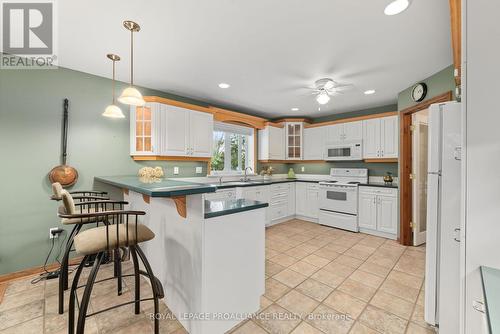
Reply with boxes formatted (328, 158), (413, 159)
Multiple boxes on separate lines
(362, 118), (381, 159)
(269, 183), (294, 224)
(358, 186), (398, 238)
(295, 182), (319, 221)
(162, 105), (213, 157)
(326, 121), (362, 143)
(130, 102), (162, 155)
(285, 122), (303, 160)
(380, 116), (399, 158)
(358, 192), (377, 230)
(258, 125), (285, 160)
(303, 127), (325, 160)
(362, 115), (398, 159)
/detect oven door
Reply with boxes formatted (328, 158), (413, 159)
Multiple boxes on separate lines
(319, 184), (357, 215)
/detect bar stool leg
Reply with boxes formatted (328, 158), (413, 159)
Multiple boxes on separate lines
(134, 245), (160, 334)
(59, 224), (82, 315)
(130, 246), (141, 314)
(76, 252), (104, 334)
(68, 255), (89, 334)
(113, 248), (123, 296)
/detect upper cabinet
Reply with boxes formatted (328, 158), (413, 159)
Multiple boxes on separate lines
(258, 125), (285, 160)
(130, 103), (161, 155)
(325, 121), (362, 143)
(162, 105), (213, 157)
(362, 115), (398, 159)
(130, 101), (213, 158)
(285, 122), (303, 160)
(303, 126), (324, 160)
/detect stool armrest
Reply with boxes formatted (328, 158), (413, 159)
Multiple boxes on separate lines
(69, 190), (108, 195)
(59, 210), (145, 219)
(74, 200), (128, 206)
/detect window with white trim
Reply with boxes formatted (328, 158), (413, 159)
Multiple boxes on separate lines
(211, 122), (255, 175)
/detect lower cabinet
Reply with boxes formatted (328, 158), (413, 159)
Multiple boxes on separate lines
(358, 186), (398, 239)
(295, 182), (319, 221)
(269, 183), (295, 225)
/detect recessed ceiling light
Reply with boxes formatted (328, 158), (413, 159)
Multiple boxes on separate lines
(291, 107), (299, 111)
(364, 89), (376, 95)
(384, 0), (411, 16)
(218, 83), (230, 89)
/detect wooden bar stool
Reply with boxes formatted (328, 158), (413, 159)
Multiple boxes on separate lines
(59, 210), (163, 334)
(56, 189), (127, 315)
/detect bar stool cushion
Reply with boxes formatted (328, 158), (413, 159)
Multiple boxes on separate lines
(73, 224), (155, 255)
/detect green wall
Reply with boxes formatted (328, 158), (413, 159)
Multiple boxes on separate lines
(313, 104), (398, 123)
(0, 67), (213, 275)
(397, 65), (456, 110)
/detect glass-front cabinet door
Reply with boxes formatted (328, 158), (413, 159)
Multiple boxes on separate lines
(130, 102), (160, 155)
(286, 122), (303, 160)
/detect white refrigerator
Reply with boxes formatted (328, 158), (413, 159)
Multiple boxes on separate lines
(424, 101), (462, 334)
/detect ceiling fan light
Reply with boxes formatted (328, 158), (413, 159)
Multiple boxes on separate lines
(118, 87), (146, 106)
(102, 104), (125, 118)
(384, 0), (411, 16)
(316, 92), (330, 105)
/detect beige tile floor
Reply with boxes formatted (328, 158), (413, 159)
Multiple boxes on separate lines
(0, 219), (435, 334)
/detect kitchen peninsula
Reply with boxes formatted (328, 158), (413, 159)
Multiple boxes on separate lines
(95, 176), (267, 334)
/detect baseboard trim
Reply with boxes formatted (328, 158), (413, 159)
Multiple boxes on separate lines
(0, 284), (7, 304)
(359, 228), (397, 240)
(0, 257), (83, 285)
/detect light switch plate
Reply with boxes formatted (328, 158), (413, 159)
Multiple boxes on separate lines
(173, 167), (179, 175)
(195, 166), (203, 174)
(301, 166), (305, 172)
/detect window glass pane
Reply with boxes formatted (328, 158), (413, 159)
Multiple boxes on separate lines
(294, 124), (300, 132)
(294, 147), (300, 157)
(288, 147), (294, 157)
(136, 137), (143, 151)
(288, 124), (295, 135)
(294, 136), (300, 146)
(144, 137), (152, 152)
(288, 136), (294, 146)
(230, 133), (239, 171)
(136, 122), (143, 136)
(143, 107), (152, 120)
(136, 107), (143, 120)
(211, 131), (225, 171)
(144, 121), (151, 136)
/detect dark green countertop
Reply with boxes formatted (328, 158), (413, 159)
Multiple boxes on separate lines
(204, 198), (269, 219)
(481, 266), (500, 334)
(359, 182), (398, 189)
(95, 175), (216, 197)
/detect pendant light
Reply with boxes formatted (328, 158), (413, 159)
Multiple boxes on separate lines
(102, 54), (125, 118)
(316, 90), (330, 105)
(118, 20), (145, 106)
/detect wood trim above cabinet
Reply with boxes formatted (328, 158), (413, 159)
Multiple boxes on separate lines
(264, 121), (285, 128)
(144, 96), (212, 114)
(272, 118), (311, 123)
(304, 111), (398, 128)
(449, 0), (461, 85)
(209, 106), (267, 129)
(364, 158), (398, 163)
(132, 156), (211, 162)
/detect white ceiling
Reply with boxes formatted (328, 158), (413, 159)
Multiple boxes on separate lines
(58, 0), (452, 118)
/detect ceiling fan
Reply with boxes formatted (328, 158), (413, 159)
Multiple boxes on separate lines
(310, 78), (353, 105)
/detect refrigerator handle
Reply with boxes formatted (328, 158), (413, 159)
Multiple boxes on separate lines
(454, 228), (461, 242)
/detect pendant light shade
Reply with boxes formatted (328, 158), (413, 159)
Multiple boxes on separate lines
(316, 91), (330, 105)
(103, 104), (125, 118)
(103, 53), (125, 119)
(119, 20), (145, 106)
(117, 86), (145, 106)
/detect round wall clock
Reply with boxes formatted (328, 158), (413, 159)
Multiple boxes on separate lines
(411, 82), (428, 102)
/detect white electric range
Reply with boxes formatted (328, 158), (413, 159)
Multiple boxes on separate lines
(318, 168), (368, 232)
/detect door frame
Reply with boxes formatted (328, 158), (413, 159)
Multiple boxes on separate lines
(399, 91), (453, 246)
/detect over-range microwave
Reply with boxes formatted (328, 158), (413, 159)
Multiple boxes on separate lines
(324, 141), (363, 161)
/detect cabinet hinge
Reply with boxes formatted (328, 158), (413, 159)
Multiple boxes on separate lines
(410, 125), (416, 132)
(409, 221), (414, 229)
(409, 173), (415, 180)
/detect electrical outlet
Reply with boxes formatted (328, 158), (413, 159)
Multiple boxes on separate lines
(173, 167), (179, 175)
(49, 227), (61, 239)
(301, 166), (305, 172)
(195, 166), (202, 174)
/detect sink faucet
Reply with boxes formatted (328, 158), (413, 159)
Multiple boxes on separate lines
(218, 176), (223, 185)
(243, 167), (253, 182)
